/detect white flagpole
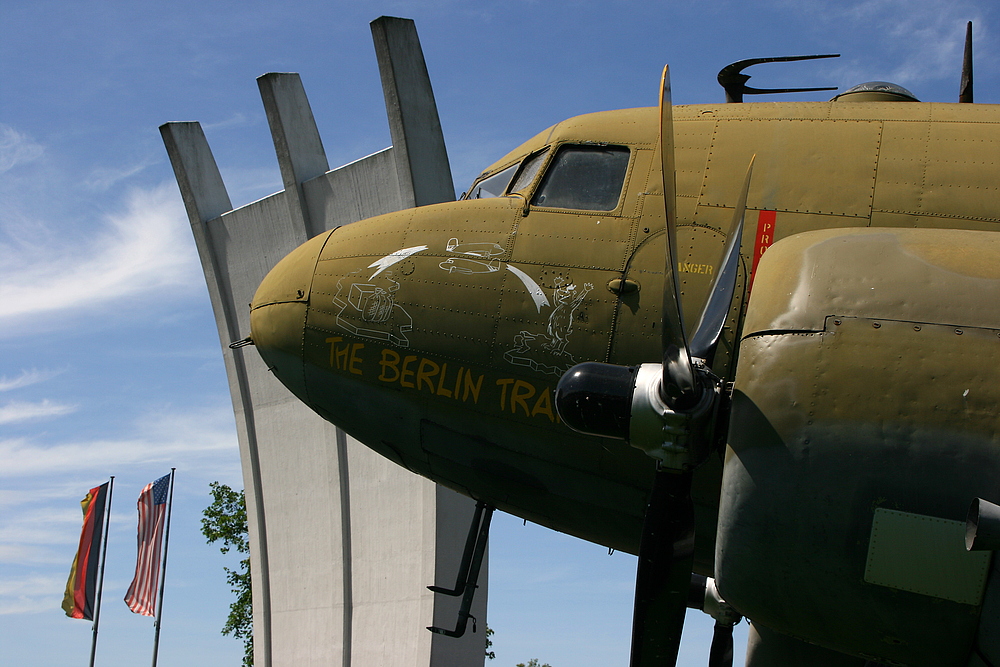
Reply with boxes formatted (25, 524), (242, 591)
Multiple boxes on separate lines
(150, 468), (176, 667)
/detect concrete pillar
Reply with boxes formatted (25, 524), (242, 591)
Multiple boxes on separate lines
(258, 72), (330, 239)
(372, 16), (455, 207)
(160, 121), (274, 667)
(161, 16), (485, 667)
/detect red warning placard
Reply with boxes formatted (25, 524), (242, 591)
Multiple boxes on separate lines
(750, 210), (776, 291)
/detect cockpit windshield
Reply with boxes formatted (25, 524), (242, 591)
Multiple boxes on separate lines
(508, 148), (550, 193)
(465, 163), (519, 199)
(463, 143), (629, 212)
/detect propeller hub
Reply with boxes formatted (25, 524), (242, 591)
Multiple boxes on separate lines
(631, 363), (719, 470)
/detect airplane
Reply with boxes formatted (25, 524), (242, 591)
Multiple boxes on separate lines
(245, 21), (1000, 667)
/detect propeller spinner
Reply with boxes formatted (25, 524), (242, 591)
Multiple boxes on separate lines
(554, 66), (754, 667)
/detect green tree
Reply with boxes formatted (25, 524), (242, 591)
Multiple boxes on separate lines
(202, 482), (253, 666)
(516, 660), (552, 667)
(485, 625), (495, 660)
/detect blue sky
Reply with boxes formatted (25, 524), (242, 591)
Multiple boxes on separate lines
(1, 1), (996, 665)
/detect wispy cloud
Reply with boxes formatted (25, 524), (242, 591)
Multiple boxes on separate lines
(0, 483), (106, 510)
(0, 432), (231, 478)
(0, 406), (237, 478)
(0, 181), (200, 325)
(0, 400), (76, 425)
(0, 369), (60, 392)
(774, 0), (988, 89)
(0, 507), (83, 553)
(83, 157), (160, 192)
(202, 112), (257, 131)
(845, 0), (981, 85)
(0, 575), (66, 615)
(0, 125), (44, 173)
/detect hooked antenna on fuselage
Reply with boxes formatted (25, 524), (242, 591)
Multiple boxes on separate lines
(718, 54), (840, 103)
(960, 21), (974, 103)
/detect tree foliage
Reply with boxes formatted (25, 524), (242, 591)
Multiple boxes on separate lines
(516, 660), (552, 667)
(202, 482), (253, 666)
(485, 625), (495, 660)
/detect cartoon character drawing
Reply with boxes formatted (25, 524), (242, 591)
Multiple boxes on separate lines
(360, 280), (398, 323)
(503, 275), (594, 376)
(439, 256), (502, 274)
(333, 270), (413, 347)
(544, 279), (593, 354)
(445, 238), (504, 257)
(438, 238), (505, 275)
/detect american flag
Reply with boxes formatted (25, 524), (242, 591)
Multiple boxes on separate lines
(124, 474), (171, 616)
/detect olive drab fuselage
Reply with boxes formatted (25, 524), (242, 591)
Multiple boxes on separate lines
(251, 100), (1000, 665)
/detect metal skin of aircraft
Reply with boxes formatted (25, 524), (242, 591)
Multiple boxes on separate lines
(246, 26), (1000, 667)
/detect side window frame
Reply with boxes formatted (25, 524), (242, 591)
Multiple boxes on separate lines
(507, 147), (552, 195)
(463, 161), (520, 200)
(529, 143), (633, 213)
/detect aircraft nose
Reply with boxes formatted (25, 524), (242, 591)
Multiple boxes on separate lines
(249, 231), (331, 401)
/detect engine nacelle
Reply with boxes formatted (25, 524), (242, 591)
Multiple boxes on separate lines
(716, 227), (1000, 666)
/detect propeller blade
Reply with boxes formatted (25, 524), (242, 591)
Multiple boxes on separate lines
(689, 154), (755, 359)
(561, 65), (725, 665)
(629, 468), (695, 667)
(708, 622), (735, 667)
(658, 65), (697, 408)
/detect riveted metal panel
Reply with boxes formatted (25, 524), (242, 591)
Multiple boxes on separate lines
(870, 210), (1000, 231)
(929, 102), (1000, 122)
(864, 508), (991, 605)
(828, 100), (930, 122)
(874, 119), (1000, 222)
(674, 118), (716, 203)
(701, 119), (881, 218)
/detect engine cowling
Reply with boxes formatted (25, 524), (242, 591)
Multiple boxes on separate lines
(716, 227), (1000, 666)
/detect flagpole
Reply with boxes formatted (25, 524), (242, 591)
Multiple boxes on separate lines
(88, 476), (114, 667)
(150, 468), (176, 667)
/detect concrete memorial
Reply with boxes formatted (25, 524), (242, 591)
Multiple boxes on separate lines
(161, 16), (486, 667)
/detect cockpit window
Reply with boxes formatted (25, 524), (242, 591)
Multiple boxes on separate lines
(508, 148), (550, 193)
(466, 163), (519, 199)
(531, 145), (630, 211)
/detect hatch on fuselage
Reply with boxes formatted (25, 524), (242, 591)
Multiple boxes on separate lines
(832, 80), (919, 102)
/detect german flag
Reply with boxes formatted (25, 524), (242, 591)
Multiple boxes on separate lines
(62, 483), (110, 620)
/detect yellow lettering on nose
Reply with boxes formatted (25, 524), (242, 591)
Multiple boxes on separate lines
(378, 349), (401, 382)
(531, 387), (555, 422)
(512, 380), (535, 417)
(463, 372), (484, 404)
(326, 337), (343, 367)
(349, 343), (365, 375)
(335, 343), (350, 370)
(400, 355), (418, 388)
(495, 378), (514, 410)
(436, 363), (453, 398)
(417, 358), (440, 393)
